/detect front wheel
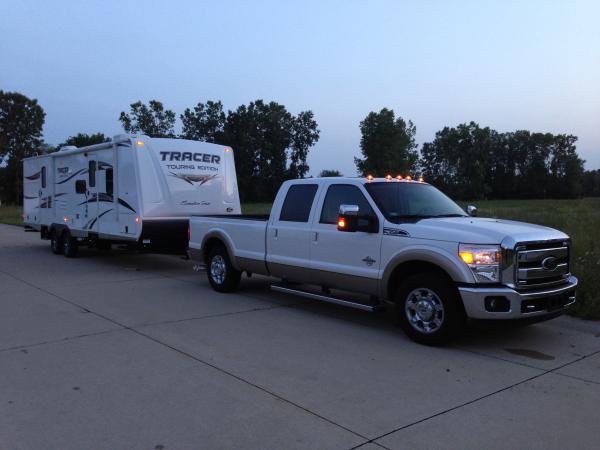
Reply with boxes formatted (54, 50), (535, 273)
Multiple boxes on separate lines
(207, 245), (241, 292)
(395, 272), (466, 346)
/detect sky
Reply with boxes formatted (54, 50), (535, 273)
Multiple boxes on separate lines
(2, 0), (599, 175)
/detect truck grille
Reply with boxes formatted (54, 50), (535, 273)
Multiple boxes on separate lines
(515, 240), (570, 289)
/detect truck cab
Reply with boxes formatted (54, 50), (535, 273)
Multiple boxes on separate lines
(189, 177), (578, 345)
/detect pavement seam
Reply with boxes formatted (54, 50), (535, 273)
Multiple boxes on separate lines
(355, 347), (600, 448)
(552, 371), (600, 386)
(0, 328), (123, 353)
(0, 268), (371, 445)
(135, 300), (310, 329)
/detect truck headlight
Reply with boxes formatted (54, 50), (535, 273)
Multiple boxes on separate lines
(459, 244), (502, 283)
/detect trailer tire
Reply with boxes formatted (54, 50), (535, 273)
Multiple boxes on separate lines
(395, 272), (465, 346)
(62, 230), (79, 258)
(50, 230), (63, 255)
(207, 244), (241, 292)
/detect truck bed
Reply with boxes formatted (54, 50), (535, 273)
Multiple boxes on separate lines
(193, 214), (269, 221)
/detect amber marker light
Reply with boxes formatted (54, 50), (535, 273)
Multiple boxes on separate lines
(385, 174), (392, 181)
(396, 175), (402, 180)
(337, 217), (346, 228)
(366, 174), (374, 181)
(135, 140), (145, 147)
(418, 176), (424, 182)
(405, 175), (412, 181)
(459, 252), (474, 264)
(224, 147), (232, 153)
(135, 216), (141, 224)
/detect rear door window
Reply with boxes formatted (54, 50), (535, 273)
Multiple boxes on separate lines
(279, 184), (318, 222)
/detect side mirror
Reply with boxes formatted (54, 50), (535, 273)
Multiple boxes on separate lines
(337, 204), (379, 233)
(75, 180), (87, 194)
(467, 205), (478, 217)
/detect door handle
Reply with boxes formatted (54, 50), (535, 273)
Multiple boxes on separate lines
(313, 232), (319, 242)
(274, 228), (278, 238)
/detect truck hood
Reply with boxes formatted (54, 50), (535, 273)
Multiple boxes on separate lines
(399, 217), (569, 245)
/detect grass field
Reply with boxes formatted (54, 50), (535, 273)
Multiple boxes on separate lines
(2, 199), (598, 319)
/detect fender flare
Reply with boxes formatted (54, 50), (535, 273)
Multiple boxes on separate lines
(380, 245), (475, 300)
(200, 229), (241, 271)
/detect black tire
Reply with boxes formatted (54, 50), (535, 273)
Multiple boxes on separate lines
(50, 230), (63, 255)
(206, 244), (241, 292)
(62, 230), (79, 258)
(395, 272), (466, 346)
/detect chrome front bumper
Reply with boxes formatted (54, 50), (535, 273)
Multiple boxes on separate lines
(458, 276), (578, 320)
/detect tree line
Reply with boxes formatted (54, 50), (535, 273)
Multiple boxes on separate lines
(1, 90), (598, 204)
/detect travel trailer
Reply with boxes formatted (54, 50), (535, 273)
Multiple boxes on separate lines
(23, 134), (241, 256)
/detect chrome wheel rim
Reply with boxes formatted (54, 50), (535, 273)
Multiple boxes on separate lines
(405, 288), (444, 334)
(210, 255), (226, 284)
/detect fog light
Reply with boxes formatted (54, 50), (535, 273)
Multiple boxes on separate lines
(485, 296), (510, 312)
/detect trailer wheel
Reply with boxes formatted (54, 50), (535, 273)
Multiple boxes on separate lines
(50, 230), (63, 255)
(395, 272), (465, 346)
(62, 231), (79, 258)
(207, 245), (241, 292)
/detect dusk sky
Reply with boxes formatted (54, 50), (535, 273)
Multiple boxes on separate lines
(2, 0), (599, 175)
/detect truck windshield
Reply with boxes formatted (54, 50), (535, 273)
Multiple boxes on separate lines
(365, 182), (467, 222)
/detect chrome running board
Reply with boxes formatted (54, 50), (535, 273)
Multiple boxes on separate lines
(270, 284), (381, 312)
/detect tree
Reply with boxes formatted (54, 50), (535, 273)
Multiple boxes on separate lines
(0, 91), (45, 203)
(319, 169), (343, 177)
(289, 110), (320, 179)
(57, 132), (109, 149)
(219, 100), (319, 202)
(180, 101), (226, 143)
(420, 122), (494, 199)
(583, 169), (600, 197)
(354, 108), (418, 176)
(119, 100), (176, 137)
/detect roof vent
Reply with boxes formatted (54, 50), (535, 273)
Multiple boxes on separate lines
(59, 145), (78, 152)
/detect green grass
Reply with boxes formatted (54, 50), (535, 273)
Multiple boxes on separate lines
(4, 201), (598, 319)
(0, 204), (23, 226)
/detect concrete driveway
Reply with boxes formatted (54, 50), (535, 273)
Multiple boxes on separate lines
(1, 223), (599, 450)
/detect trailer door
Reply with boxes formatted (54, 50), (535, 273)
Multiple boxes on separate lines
(85, 155), (99, 232)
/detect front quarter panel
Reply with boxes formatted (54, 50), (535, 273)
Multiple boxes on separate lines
(380, 235), (475, 300)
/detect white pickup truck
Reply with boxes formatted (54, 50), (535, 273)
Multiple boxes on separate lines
(189, 177), (578, 345)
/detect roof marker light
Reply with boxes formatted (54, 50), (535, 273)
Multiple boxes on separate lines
(396, 175), (403, 180)
(406, 175), (412, 181)
(385, 174), (392, 181)
(224, 147), (232, 153)
(366, 175), (374, 181)
(418, 176), (424, 182)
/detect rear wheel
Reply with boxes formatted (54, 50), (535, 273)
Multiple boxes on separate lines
(50, 230), (63, 255)
(62, 230), (79, 258)
(395, 272), (465, 346)
(207, 245), (241, 292)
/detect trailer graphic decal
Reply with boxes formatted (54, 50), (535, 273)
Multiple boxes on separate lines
(25, 171), (41, 180)
(84, 208), (114, 230)
(56, 168), (87, 184)
(168, 173), (218, 186)
(77, 193), (136, 213)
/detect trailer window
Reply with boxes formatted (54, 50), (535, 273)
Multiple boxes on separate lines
(88, 161), (96, 187)
(41, 167), (46, 188)
(106, 168), (113, 196)
(279, 184), (318, 222)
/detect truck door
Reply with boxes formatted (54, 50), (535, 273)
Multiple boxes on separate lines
(309, 183), (382, 296)
(266, 183), (320, 282)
